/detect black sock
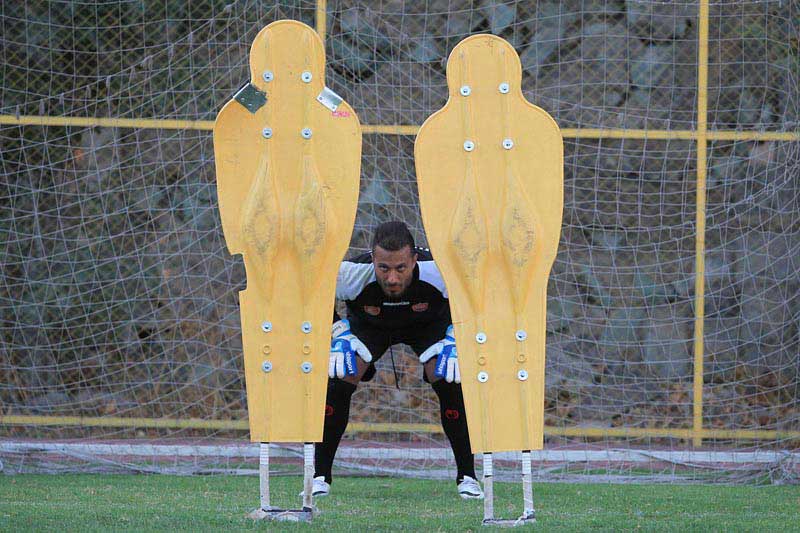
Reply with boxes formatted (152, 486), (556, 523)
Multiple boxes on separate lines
(314, 379), (357, 484)
(431, 380), (476, 483)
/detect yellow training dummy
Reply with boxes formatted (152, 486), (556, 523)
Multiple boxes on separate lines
(213, 20), (361, 443)
(415, 34), (563, 454)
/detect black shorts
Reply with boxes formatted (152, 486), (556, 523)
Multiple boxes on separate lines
(348, 318), (450, 382)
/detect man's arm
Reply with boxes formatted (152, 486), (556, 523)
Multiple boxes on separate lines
(329, 259), (375, 379)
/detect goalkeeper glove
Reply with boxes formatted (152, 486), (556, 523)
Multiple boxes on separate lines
(329, 319), (373, 378)
(419, 325), (460, 383)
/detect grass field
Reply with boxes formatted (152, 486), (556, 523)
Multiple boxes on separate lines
(1, 474), (798, 531)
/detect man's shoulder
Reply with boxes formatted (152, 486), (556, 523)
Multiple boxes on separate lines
(337, 254), (375, 300)
(415, 250), (447, 298)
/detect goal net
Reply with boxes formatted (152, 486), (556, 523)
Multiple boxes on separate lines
(1, 1), (798, 484)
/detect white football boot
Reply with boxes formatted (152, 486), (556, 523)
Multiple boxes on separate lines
(457, 475), (484, 499)
(298, 475), (330, 497)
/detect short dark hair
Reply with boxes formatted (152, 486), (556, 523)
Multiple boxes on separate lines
(372, 221), (415, 252)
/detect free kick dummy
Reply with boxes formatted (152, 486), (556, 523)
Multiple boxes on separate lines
(414, 34), (563, 525)
(213, 20), (361, 520)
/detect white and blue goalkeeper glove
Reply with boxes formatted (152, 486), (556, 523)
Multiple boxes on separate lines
(419, 325), (460, 383)
(329, 319), (373, 379)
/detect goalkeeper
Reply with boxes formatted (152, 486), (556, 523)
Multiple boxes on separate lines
(307, 220), (483, 500)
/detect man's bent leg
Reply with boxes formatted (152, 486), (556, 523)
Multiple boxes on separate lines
(314, 357), (370, 483)
(425, 361), (477, 483)
(314, 379), (355, 484)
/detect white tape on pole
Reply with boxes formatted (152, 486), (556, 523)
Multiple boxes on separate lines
(302, 443), (314, 510)
(522, 450), (534, 515)
(259, 442), (270, 511)
(483, 453), (494, 521)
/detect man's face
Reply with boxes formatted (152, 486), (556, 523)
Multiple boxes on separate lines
(373, 245), (417, 298)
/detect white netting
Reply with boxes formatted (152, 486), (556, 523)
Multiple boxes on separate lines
(1, 1), (798, 483)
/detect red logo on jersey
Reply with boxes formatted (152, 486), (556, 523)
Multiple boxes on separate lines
(325, 405), (334, 417)
(445, 409), (460, 420)
(364, 305), (381, 316)
(412, 302), (429, 312)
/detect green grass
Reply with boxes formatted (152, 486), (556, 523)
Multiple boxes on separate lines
(1, 474), (798, 531)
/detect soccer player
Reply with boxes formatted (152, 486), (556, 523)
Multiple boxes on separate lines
(306, 220), (483, 499)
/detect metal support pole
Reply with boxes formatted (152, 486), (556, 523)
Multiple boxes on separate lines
(521, 451), (535, 520)
(480, 450), (537, 527)
(259, 442), (270, 511)
(248, 442), (314, 521)
(483, 453), (494, 522)
(302, 442), (314, 510)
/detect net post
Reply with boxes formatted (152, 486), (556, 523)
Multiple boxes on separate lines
(482, 453), (494, 522)
(315, 0), (327, 43)
(692, 0), (710, 450)
(259, 442), (270, 511)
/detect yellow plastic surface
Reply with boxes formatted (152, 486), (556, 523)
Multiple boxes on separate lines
(213, 20), (361, 442)
(414, 35), (563, 453)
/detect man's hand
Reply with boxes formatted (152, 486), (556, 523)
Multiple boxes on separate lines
(329, 319), (373, 378)
(419, 325), (460, 383)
